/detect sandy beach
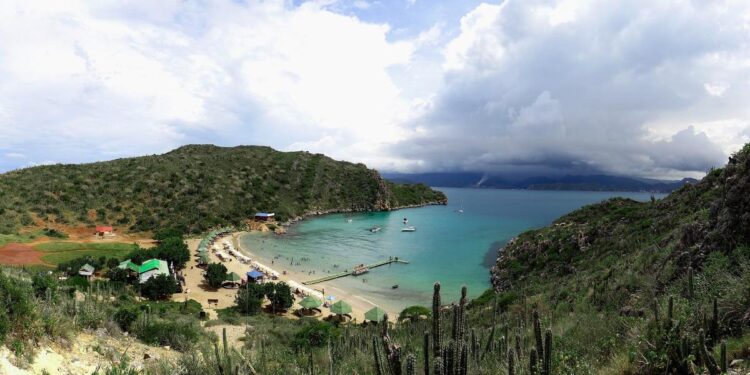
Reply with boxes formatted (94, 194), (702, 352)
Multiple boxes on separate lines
(173, 232), (400, 323)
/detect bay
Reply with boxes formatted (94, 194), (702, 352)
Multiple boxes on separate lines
(240, 188), (663, 313)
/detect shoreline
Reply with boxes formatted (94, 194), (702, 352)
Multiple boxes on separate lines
(280, 200), (447, 228)
(232, 231), (402, 322)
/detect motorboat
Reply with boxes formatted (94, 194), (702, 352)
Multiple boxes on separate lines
(401, 226), (416, 232)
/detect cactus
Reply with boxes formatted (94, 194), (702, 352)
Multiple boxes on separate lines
(529, 347), (538, 375)
(459, 343), (468, 375)
(514, 333), (522, 360)
(406, 354), (416, 375)
(483, 325), (496, 360)
(223, 327), (232, 373)
(470, 329), (478, 363)
(720, 340), (727, 374)
(432, 283), (443, 358)
(434, 356), (445, 375)
(373, 336), (384, 375)
(309, 346), (315, 375)
(507, 349), (515, 375)
(380, 313), (403, 375)
(533, 310), (544, 361)
(213, 341), (224, 375)
(423, 331), (430, 375)
(445, 342), (454, 375)
(710, 298), (719, 346)
(542, 328), (552, 375)
(688, 267), (694, 300)
(698, 329), (721, 375)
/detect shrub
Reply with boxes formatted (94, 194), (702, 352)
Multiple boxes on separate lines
(293, 321), (339, 349)
(114, 307), (140, 331)
(107, 268), (130, 283)
(265, 282), (294, 311)
(140, 274), (179, 300)
(235, 285), (263, 315)
(204, 263), (227, 289)
(32, 272), (57, 299)
(133, 318), (202, 351)
(398, 305), (431, 322)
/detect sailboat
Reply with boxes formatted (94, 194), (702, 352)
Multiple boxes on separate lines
(456, 199), (464, 213)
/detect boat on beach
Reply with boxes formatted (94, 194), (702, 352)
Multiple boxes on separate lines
(401, 226), (416, 232)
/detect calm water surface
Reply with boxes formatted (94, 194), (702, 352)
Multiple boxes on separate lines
(240, 188), (662, 312)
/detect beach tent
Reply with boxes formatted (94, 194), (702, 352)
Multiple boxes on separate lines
(330, 300), (353, 315)
(246, 270), (264, 283)
(299, 295), (322, 310)
(365, 306), (386, 322)
(222, 272), (242, 288)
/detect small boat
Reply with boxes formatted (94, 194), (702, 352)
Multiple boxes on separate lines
(401, 226), (416, 232)
(392, 284), (399, 289)
(369, 226), (381, 233)
(455, 199), (464, 213)
(347, 219), (353, 223)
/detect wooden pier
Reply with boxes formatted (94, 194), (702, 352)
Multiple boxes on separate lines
(302, 258), (409, 285)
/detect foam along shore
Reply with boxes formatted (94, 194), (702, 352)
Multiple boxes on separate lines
(177, 233), (398, 322)
(231, 231), (400, 322)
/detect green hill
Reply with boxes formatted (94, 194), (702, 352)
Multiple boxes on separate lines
(0, 145), (446, 234)
(490, 143), (750, 372)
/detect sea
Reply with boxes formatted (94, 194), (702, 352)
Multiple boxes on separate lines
(239, 188), (663, 313)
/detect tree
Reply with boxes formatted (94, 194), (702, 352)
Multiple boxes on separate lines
(106, 257), (120, 269)
(31, 272), (57, 298)
(107, 267), (130, 283)
(265, 282), (294, 311)
(235, 284), (264, 315)
(140, 274), (178, 300)
(204, 263), (228, 289)
(153, 236), (190, 269)
(398, 305), (431, 323)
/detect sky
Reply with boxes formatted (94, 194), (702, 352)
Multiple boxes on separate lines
(0, 0), (749, 179)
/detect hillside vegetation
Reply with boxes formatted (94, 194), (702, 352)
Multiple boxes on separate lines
(491, 143), (750, 373)
(0, 145), (445, 234)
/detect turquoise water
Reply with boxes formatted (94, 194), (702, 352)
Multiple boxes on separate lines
(240, 188), (662, 312)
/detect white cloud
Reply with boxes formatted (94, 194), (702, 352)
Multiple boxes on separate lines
(0, 0), (416, 170)
(704, 83), (729, 97)
(4, 153), (25, 159)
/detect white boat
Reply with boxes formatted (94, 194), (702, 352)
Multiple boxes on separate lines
(401, 226), (416, 232)
(347, 219), (353, 223)
(456, 199), (464, 213)
(370, 226), (381, 233)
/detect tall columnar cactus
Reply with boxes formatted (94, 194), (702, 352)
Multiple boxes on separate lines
(380, 313), (403, 375)
(434, 356), (445, 375)
(445, 342), (454, 375)
(533, 310), (544, 362)
(542, 328), (552, 375)
(459, 286), (468, 343)
(459, 343), (468, 375)
(698, 329), (721, 375)
(688, 266), (694, 300)
(529, 348), (538, 375)
(507, 349), (515, 375)
(222, 327), (232, 373)
(406, 354), (416, 375)
(710, 298), (719, 345)
(470, 328), (478, 363)
(373, 336), (385, 375)
(423, 331), (430, 375)
(432, 283), (443, 358)
(514, 334), (522, 360)
(483, 325), (496, 360)
(666, 296), (674, 331)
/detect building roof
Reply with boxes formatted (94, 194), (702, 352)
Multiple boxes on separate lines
(96, 225), (114, 232)
(247, 270), (264, 280)
(79, 263), (95, 275)
(138, 259), (169, 275)
(118, 259), (139, 272)
(254, 212), (275, 217)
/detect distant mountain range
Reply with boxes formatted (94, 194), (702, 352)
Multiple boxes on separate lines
(382, 172), (698, 193)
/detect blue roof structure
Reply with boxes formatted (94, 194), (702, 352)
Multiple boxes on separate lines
(247, 270), (264, 280)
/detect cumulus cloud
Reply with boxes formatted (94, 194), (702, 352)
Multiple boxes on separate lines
(0, 0), (748, 179)
(0, 0), (415, 171)
(393, 0), (750, 178)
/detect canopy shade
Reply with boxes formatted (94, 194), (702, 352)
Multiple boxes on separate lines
(225, 272), (242, 282)
(330, 300), (352, 315)
(364, 306), (386, 322)
(299, 296), (322, 309)
(247, 270), (264, 280)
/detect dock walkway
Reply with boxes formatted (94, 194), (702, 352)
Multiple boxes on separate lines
(302, 258), (409, 285)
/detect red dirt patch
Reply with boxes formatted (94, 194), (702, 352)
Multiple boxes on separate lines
(0, 243), (47, 265)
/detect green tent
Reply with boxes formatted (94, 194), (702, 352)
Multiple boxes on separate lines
(299, 296), (322, 309)
(225, 272), (242, 282)
(330, 300), (353, 315)
(365, 306), (386, 322)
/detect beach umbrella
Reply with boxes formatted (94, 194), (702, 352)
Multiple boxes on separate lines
(225, 272), (242, 282)
(365, 306), (386, 322)
(329, 300), (352, 315)
(299, 296), (322, 309)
